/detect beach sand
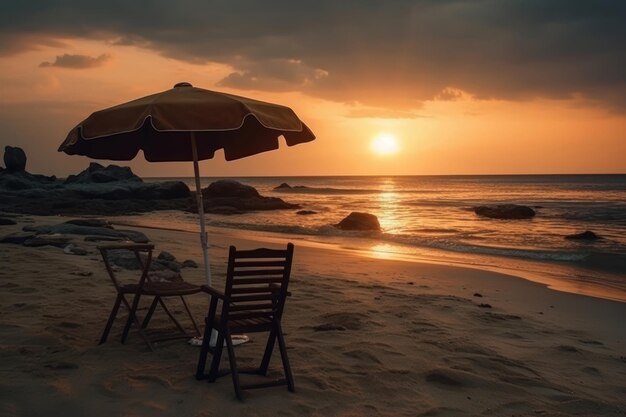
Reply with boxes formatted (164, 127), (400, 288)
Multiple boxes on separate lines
(1, 215), (625, 416)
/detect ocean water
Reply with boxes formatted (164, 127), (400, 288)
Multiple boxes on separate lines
(139, 175), (626, 301)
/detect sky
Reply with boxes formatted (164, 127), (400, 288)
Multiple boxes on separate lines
(1, 1), (625, 177)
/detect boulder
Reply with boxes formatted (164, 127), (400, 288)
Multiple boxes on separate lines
(23, 236), (72, 248)
(157, 251), (176, 262)
(0, 232), (37, 244)
(23, 223), (150, 243)
(197, 180), (299, 213)
(0, 147), (191, 216)
(565, 231), (600, 240)
(63, 244), (89, 256)
(65, 218), (113, 229)
(182, 259), (198, 268)
(474, 204), (536, 219)
(3, 146), (27, 172)
(274, 183), (309, 191)
(296, 210), (317, 215)
(335, 212), (381, 231)
(147, 270), (183, 283)
(64, 163), (142, 184)
(205, 180), (260, 199)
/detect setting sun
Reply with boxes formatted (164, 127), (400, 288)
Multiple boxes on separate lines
(371, 133), (400, 156)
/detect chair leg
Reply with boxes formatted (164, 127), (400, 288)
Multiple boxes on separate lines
(99, 293), (123, 344)
(259, 328), (277, 375)
(142, 297), (159, 329)
(121, 292), (142, 344)
(208, 330), (225, 382)
(276, 323), (295, 392)
(120, 293), (154, 351)
(196, 323), (214, 380)
(225, 330), (243, 400)
(180, 296), (201, 336)
(157, 298), (187, 334)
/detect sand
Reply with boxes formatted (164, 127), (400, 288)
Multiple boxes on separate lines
(1, 215), (625, 417)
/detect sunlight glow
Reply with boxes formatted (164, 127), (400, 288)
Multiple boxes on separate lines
(371, 133), (400, 156)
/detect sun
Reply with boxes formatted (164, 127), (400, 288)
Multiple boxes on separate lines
(371, 133), (400, 156)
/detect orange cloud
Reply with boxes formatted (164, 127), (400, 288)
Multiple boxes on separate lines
(39, 53), (112, 69)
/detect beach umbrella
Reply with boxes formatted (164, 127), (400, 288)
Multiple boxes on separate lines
(59, 82), (315, 286)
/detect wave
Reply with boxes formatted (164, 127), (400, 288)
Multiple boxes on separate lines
(272, 185), (379, 195)
(207, 218), (591, 264)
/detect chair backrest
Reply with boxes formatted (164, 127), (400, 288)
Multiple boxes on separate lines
(221, 243), (294, 323)
(98, 244), (155, 292)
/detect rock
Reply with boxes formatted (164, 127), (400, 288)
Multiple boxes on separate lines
(0, 218), (17, 225)
(335, 212), (381, 231)
(0, 232), (37, 244)
(63, 244), (88, 255)
(197, 180), (299, 213)
(565, 230), (600, 240)
(153, 259), (181, 272)
(147, 270), (183, 283)
(64, 163), (142, 184)
(4, 146), (27, 172)
(157, 251), (176, 262)
(65, 219), (113, 229)
(296, 210), (317, 215)
(68, 180), (190, 201)
(84, 235), (125, 242)
(23, 224), (149, 243)
(23, 236), (72, 248)
(474, 204), (536, 219)
(275, 183), (292, 190)
(205, 179), (260, 198)
(0, 148), (190, 216)
(182, 259), (198, 268)
(107, 250), (176, 271)
(106, 250), (148, 270)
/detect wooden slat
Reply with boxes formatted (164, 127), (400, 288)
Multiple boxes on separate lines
(234, 248), (288, 258)
(231, 293), (276, 302)
(232, 269), (285, 277)
(233, 260), (287, 268)
(229, 302), (274, 312)
(233, 277), (283, 285)
(228, 311), (274, 321)
(231, 286), (276, 294)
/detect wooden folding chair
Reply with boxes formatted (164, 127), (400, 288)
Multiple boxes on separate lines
(98, 243), (202, 351)
(195, 243), (295, 400)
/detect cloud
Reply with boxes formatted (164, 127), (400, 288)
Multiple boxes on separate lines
(39, 53), (112, 69)
(1, 1), (625, 111)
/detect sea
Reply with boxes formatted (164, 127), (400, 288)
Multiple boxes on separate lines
(134, 175), (626, 302)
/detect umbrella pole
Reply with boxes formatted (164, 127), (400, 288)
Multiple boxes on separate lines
(191, 132), (212, 287)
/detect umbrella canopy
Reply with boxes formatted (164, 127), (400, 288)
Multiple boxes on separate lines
(59, 82), (315, 161)
(59, 82), (315, 286)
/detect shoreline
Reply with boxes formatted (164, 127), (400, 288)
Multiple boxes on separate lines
(107, 215), (626, 304)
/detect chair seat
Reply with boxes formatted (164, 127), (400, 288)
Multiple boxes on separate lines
(122, 281), (203, 296)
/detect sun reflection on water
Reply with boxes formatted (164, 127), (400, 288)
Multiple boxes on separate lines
(376, 178), (407, 234)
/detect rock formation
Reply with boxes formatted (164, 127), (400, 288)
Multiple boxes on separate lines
(0, 146), (191, 215)
(335, 212), (381, 231)
(194, 179), (300, 214)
